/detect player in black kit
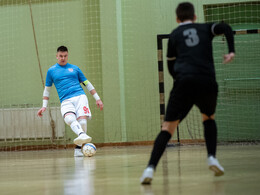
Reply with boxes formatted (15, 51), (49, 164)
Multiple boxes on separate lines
(140, 2), (235, 184)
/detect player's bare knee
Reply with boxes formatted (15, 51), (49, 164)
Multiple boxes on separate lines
(162, 121), (179, 135)
(64, 113), (77, 126)
(202, 114), (215, 121)
(162, 129), (174, 136)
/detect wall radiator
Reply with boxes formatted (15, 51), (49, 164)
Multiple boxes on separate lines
(0, 107), (65, 140)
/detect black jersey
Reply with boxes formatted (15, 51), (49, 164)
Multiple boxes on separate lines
(167, 23), (217, 79)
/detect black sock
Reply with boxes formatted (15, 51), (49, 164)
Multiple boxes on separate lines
(203, 120), (217, 157)
(75, 145), (82, 149)
(148, 131), (172, 169)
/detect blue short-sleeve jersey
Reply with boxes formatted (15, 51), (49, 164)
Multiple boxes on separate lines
(45, 63), (87, 102)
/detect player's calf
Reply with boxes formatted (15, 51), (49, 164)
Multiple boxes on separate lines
(64, 114), (92, 145)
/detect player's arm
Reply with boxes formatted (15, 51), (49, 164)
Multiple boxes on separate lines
(37, 86), (52, 117)
(82, 80), (104, 111)
(167, 37), (177, 78)
(167, 57), (176, 78)
(212, 22), (235, 63)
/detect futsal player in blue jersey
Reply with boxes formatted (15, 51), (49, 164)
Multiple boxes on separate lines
(37, 46), (104, 157)
(140, 2), (235, 184)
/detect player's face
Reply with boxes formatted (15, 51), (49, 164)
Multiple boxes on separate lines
(56, 51), (68, 66)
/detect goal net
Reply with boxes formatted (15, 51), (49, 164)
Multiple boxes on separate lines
(205, 2), (260, 142)
(0, 0), (102, 151)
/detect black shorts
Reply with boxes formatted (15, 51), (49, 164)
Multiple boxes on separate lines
(165, 76), (218, 121)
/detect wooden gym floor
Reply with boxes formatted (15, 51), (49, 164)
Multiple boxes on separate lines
(0, 144), (260, 195)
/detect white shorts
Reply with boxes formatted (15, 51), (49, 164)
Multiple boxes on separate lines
(61, 94), (92, 119)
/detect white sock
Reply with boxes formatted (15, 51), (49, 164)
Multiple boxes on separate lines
(78, 118), (87, 133)
(70, 121), (84, 136)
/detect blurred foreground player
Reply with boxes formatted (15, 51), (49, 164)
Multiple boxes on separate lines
(141, 2), (235, 184)
(37, 46), (103, 157)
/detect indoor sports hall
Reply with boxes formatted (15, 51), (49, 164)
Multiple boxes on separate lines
(0, 0), (259, 194)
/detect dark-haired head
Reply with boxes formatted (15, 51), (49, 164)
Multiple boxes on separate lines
(56, 46), (68, 66)
(57, 46), (68, 52)
(176, 2), (195, 22)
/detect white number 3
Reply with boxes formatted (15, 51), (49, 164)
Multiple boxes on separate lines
(183, 28), (199, 47)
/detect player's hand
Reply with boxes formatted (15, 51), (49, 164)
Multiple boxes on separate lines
(223, 52), (235, 64)
(37, 107), (47, 117)
(96, 100), (104, 111)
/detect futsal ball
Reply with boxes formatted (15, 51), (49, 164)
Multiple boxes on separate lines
(82, 143), (96, 157)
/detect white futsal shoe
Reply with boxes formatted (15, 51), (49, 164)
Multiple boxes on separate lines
(208, 156), (224, 176)
(74, 148), (84, 157)
(73, 133), (92, 146)
(140, 166), (154, 185)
